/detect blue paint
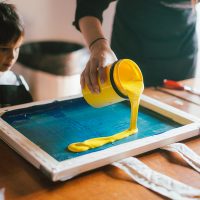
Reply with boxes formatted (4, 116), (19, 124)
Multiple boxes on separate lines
(1, 97), (181, 161)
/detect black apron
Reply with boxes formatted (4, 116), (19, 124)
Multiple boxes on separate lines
(0, 74), (33, 108)
(111, 0), (198, 86)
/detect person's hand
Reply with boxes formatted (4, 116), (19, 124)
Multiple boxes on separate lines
(81, 39), (117, 93)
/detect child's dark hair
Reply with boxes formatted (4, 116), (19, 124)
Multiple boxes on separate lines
(0, 1), (24, 44)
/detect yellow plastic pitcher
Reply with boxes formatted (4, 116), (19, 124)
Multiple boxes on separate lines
(82, 59), (143, 108)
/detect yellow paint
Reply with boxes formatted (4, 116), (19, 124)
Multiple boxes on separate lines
(68, 59), (144, 152)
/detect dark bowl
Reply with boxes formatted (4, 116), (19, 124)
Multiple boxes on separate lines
(18, 41), (88, 76)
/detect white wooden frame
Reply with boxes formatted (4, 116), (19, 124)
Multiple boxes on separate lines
(0, 94), (199, 181)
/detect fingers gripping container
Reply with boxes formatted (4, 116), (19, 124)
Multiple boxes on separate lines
(82, 59), (143, 108)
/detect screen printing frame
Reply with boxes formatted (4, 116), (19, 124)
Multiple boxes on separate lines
(0, 94), (199, 181)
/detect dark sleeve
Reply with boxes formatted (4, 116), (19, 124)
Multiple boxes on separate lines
(73, 0), (115, 31)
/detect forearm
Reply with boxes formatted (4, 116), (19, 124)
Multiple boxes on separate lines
(78, 16), (117, 93)
(79, 16), (107, 48)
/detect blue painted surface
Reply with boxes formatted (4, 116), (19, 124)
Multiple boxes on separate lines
(1, 97), (181, 161)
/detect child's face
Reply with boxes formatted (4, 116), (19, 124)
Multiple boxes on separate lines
(0, 36), (23, 72)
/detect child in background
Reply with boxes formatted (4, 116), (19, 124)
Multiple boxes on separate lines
(0, 1), (32, 107)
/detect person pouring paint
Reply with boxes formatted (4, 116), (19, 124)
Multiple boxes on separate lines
(73, 0), (198, 92)
(0, 2), (32, 108)
(67, 0), (198, 152)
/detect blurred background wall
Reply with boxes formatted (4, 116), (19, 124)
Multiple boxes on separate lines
(7, 0), (116, 44)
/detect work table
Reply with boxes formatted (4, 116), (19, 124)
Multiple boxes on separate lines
(0, 78), (200, 200)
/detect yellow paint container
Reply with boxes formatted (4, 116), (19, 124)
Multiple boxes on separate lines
(82, 59), (143, 108)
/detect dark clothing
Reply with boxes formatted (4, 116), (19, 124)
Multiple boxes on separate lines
(74, 0), (198, 86)
(0, 74), (33, 108)
(74, 0), (112, 31)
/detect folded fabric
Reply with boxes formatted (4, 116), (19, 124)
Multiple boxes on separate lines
(161, 143), (200, 173)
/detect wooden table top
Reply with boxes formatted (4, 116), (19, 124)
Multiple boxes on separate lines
(0, 78), (200, 200)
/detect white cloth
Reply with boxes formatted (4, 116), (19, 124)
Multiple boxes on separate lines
(112, 157), (200, 200)
(0, 71), (19, 85)
(161, 143), (200, 173)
